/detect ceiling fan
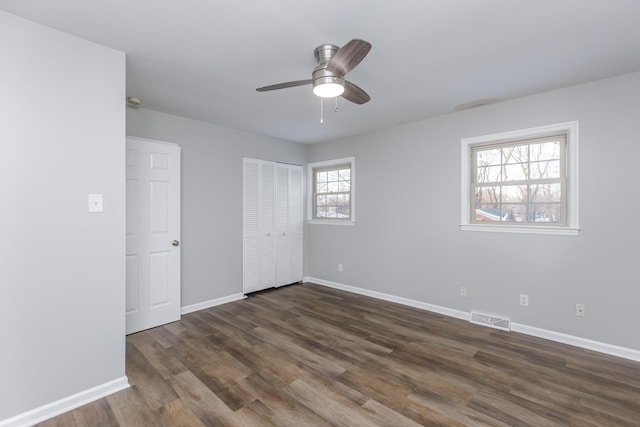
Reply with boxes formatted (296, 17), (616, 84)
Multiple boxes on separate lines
(256, 39), (372, 104)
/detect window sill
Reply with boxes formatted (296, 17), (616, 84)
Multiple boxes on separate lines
(307, 219), (355, 226)
(460, 224), (580, 236)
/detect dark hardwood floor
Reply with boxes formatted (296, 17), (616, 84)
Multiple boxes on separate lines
(38, 283), (640, 426)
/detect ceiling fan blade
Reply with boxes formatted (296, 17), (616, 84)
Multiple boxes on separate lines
(341, 81), (370, 104)
(327, 39), (372, 76)
(256, 79), (312, 92)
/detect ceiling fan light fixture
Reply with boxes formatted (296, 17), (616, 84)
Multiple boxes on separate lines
(313, 76), (345, 98)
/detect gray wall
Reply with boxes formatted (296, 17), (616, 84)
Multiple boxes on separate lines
(7, 7), (639, 423)
(306, 71), (640, 351)
(126, 109), (306, 305)
(0, 11), (126, 420)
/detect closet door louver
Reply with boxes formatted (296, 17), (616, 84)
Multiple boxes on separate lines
(242, 159), (261, 292)
(288, 166), (303, 282)
(275, 165), (290, 286)
(259, 163), (275, 291)
(243, 158), (303, 294)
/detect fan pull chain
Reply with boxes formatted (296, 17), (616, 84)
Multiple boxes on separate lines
(335, 97), (339, 112)
(320, 98), (324, 124)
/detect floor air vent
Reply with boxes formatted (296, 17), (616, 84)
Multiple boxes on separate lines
(470, 311), (511, 331)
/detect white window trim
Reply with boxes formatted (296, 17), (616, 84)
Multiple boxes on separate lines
(307, 157), (356, 226)
(460, 121), (580, 236)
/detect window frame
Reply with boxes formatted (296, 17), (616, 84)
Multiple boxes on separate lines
(307, 157), (355, 226)
(460, 121), (580, 235)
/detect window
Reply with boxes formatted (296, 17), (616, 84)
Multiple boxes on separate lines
(307, 157), (355, 225)
(461, 122), (579, 235)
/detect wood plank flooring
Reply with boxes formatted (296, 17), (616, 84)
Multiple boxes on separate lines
(38, 283), (640, 426)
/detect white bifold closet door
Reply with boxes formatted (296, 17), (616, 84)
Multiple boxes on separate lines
(243, 158), (303, 294)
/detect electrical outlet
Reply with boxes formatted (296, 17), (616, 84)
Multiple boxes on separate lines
(338, 264), (343, 272)
(520, 294), (529, 306)
(576, 303), (586, 317)
(460, 286), (468, 297)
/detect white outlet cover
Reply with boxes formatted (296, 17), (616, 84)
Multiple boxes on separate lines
(88, 194), (104, 213)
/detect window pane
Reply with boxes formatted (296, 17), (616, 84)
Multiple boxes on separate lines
(316, 182), (327, 193)
(477, 149), (501, 166)
(337, 205), (350, 218)
(315, 193), (326, 218)
(531, 141), (560, 160)
(337, 194), (350, 218)
(477, 165), (501, 183)
(327, 170), (339, 181)
(503, 146), (528, 164)
(531, 183), (562, 203)
(327, 194), (338, 206)
(316, 171), (327, 183)
(501, 203), (527, 221)
(501, 185), (527, 204)
(475, 205), (504, 222)
(474, 186), (500, 205)
(530, 159), (560, 179)
(328, 181), (339, 193)
(503, 164), (528, 181)
(531, 204), (561, 223)
(338, 181), (350, 192)
(339, 169), (351, 180)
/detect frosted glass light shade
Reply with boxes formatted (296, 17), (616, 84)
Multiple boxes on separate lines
(313, 82), (345, 98)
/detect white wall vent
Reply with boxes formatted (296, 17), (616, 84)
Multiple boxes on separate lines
(470, 311), (511, 331)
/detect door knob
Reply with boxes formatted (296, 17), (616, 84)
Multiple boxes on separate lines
(171, 240), (180, 247)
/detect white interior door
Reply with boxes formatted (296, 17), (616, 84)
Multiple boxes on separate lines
(126, 137), (181, 334)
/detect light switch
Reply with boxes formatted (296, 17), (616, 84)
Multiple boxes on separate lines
(88, 194), (104, 213)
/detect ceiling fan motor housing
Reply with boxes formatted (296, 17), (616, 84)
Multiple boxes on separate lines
(312, 44), (345, 93)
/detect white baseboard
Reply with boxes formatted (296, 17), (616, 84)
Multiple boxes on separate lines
(303, 276), (640, 363)
(0, 376), (129, 427)
(305, 276), (470, 321)
(510, 323), (640, 362)
(181, 293), (246, 315)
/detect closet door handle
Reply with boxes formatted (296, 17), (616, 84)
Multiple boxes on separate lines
(171, 240), (180, 247)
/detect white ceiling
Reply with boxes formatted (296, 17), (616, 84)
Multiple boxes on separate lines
(2, 1), (640, 143)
